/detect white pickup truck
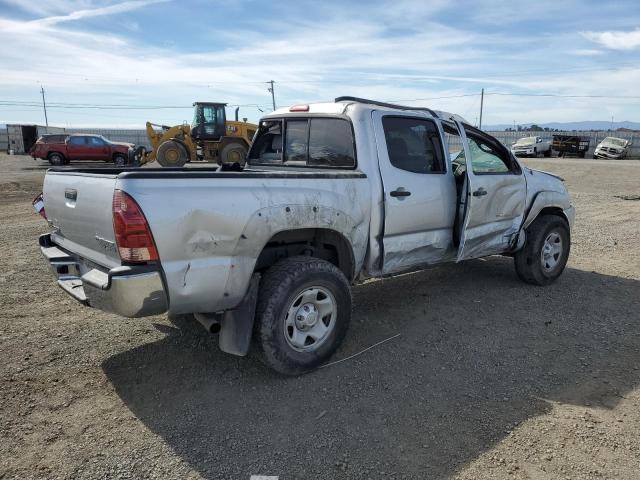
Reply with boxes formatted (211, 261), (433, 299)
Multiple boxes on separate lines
(37, 97), (575, 375)
(511, 136), (552, 158)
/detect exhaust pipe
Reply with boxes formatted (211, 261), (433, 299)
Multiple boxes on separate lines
(194, 312), (221, 334)
(235, 107), (239, 122)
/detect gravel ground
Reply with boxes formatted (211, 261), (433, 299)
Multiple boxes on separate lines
(1, 154), (639, 479)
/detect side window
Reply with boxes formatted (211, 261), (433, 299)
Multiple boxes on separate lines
(382, 117), (445, 173)
(88, 137), (104, 146)
(467, 135), (510, 174)
(69, 136), (85, 145)
(308, 118), (355, 167)
(284, 119), (308, 163)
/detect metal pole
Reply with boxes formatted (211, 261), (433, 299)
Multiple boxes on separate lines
(268, 80), (276, 111)
(40, 85), (49, 128)
(479, 88), (484, 130)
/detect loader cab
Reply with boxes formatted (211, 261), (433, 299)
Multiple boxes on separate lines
(191, 102), (226, 141)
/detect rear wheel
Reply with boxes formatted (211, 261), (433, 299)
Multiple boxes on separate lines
(515, 215), (570, 285)
(220, 142), (247, 166)
(544, 148), (551, 157)
(254, 256), (351, 375)
(48, 152), (64, 166)
(157, 140), (189, 167)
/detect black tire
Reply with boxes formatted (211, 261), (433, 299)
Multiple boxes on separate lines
(254, 256), (352, 375)
(514, 215), (570, 286)
(113, 154), (127, 167)
(132, 146), (147, 166)
(48, 152), (65, 166)
(157, 140), (189, 167)
(220, 142), (247, 166)
(544, 148), (551, 157)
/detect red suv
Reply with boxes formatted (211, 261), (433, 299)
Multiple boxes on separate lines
(30, 134), (133, 166)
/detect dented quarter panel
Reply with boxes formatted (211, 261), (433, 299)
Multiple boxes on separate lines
(117, 174), (370, 314)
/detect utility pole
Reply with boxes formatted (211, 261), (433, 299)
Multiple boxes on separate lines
(479, 88), (484, 130)
(267, 80), (276, 111)
(40, 85), (49, 128)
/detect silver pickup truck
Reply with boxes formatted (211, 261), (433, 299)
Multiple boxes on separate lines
(37, 97), (575, 375)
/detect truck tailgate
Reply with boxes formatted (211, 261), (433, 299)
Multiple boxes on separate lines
(43, 171), (121, 268)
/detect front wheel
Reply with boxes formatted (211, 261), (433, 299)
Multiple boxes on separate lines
(514, 215), (570, 285)
(157, 140), (189, 167)
(220, 142), (247, 166)
(113, 154), (127, 167)
(254, 257), (352, 375)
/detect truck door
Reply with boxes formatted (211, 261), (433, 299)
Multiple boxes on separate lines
(452, 120), (527, 261)
(66, 135), (89, 160)
(372, 110), (457, 274)
(87, 136), (109, 160)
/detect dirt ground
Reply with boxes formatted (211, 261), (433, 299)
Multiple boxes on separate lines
(1, 154), (639, 479)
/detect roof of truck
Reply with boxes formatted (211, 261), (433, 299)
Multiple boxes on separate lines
(267, 97), (469, 124)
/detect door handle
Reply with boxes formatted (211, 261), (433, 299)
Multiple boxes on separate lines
(390, 189), (411, 197)
(472, 188), (488, 197)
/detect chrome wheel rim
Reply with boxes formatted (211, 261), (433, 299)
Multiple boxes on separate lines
(283, 286), (336, 352)
(541, 231), (563, 272)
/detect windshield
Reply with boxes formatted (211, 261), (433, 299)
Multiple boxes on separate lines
(602, 137), (627, 147)
(515, 137), (535, 145)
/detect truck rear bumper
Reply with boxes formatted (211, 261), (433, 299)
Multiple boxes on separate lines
(39, 234), (168, 318)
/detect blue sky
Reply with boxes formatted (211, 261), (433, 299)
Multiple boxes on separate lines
(1, 0), (639, 127)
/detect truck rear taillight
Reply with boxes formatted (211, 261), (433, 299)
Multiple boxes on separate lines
(32, 192), (46, 220)
(112, 190), (159, 263)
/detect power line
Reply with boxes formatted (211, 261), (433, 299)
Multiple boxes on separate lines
(485, 92), (640, 99)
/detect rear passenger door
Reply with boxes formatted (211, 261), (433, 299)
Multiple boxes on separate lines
(66, 136), (89, 160)
(372, 111), (457, 274)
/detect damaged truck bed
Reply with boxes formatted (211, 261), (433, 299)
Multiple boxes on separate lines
(36, 97), (575, 375)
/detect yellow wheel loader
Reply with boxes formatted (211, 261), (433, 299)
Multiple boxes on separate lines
(135, 102), (257, 167)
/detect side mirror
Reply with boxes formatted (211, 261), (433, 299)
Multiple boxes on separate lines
(537, 138), (542, 143)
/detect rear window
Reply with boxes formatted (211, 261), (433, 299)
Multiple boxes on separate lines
(249, 117), (356, 168)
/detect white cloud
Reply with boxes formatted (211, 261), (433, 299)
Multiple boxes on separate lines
(582, 29), (640, 50)
(571, 49), (604, 56)
(31, 0), (168, 26)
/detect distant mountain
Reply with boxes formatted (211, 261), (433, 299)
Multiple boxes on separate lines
(485, 121), (640, 131)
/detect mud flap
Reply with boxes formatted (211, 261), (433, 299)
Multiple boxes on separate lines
(218, 273), (260, 356)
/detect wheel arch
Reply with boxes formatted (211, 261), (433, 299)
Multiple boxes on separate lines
(47, 150), (66, 159)
(254, 227), (356, 282)
(522, 191), (571, 229)
(218, 135), (250, 151)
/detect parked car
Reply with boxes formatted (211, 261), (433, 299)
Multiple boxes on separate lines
(511, 136), (551, 157)
(29, 134), (133, 166)
(552, 134), (590, 158)
(593, 136), (631, 159)
(34, 97), (575, 375)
